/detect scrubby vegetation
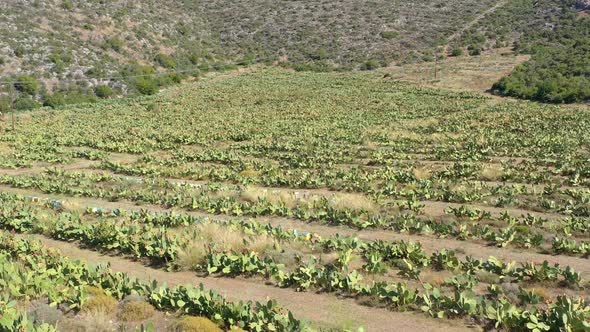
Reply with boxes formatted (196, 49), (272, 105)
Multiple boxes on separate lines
(0, 0), (500, 104)
(454, 0), (590, 103)
(0, 69), (588, 330)
(1, 0), (587, 105)
(492, 14), (590, 103)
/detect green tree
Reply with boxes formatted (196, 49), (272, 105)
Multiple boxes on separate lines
(13, 75), (39, 96)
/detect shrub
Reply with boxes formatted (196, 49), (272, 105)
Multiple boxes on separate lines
(381, 31), (399, 39)
(176, 316), (222, 332)
(14, 97), (41, 110)
(422, 55), (435, 62)
(43, 92), (65, 108)
(468, 45), (482, 56)
(13, 46), (25, 57)
(360, 59), (381, 71)
(105, 37), (124, 52)
(94, 85), (113, 99)
(308, 48), (329, 61)
(117, 301), (155, 322)
(134, 77), (158, 95)
(62, 0), (73, 10)
(451, 47), (464, 57)
(80, 294), (118, 315)
(13, 75), (39, 96)
(85, 286), (107, 297)
(155, 53), (176, 68)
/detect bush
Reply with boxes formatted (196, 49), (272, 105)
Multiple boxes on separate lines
(360, 59), (381, 71)
(94, 85), (113, 99)
(381, 31), (400, 39)
(468, 45), (482, 56)
(307, 48), (329, 61)
(13, 46), (25, 57)
(422, 55), (435, 62)
(62, 0), (73, 10)
(176, 316), (222, 332)
(13, 75), (39, 96)
(105, 37), (124, 52)
(451, 47), (464, 57)
(14, 97), (41, 110)
(65, 91), (97, 104)
(80, 294), (118, 315)
(492, 16), (590, 104)
(43, 92), (65, 108)
(134, 77), (159, 95)
(117, 301), (155, 322)
(85, 286), (106, 297)
(155, 53), (176, 68)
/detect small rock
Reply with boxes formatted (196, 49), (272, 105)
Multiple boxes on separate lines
(28, 302), (63, 326)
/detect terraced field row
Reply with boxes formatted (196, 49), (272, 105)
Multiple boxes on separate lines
(0, 69), (588, 331)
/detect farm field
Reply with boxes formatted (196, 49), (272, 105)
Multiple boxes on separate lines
(0, 68), (589, 331)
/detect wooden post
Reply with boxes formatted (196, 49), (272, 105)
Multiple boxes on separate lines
(0, 84), (4, 133)
(10, 85), (15, 132)
(434, 54), (438, 80)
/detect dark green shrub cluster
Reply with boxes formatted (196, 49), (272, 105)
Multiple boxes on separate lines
(457, 0), (589, 103)
(104, 37), (125, 52)
(14, 97), (41, 110)
(94, 85), (114, 99)
(380, 31), (400, 39)
(42, 91), (98, 108)
(492, 6), (590, 103)
(155, 53), (177, 69)
(451, 47), (464, 56)
(13, 75), (39, 96)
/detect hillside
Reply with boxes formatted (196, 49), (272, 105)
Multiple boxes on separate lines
(452, 0), (590, 103)
(0, 0), (498, 81)
(0, 0), (588, 108)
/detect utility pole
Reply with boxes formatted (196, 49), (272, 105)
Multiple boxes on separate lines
(0, 84), (4, 133)
(434, 55), (438, 80)
(10, 85), (15, 133)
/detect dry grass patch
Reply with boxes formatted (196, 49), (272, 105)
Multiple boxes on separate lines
(412, 167), (432, 181)
(330, 192), (377, 212)
(177, 222), (275, 271)
(480, 164), (503, 181)
(389, 129), (421, 141)
(239, 169), (260, 178)
(175, 316), (222, 332)
(525, 287), (550, 300)
(0, 142), (12, 156)
(60, 199), (86, 212)
(80, 294), (118, 315)
(117, 301), (155, 322)
(240, 186), (297, 208)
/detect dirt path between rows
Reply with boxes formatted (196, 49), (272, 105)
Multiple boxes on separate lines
(2, 185), (588, 276)
(28, 234), (473, 332)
